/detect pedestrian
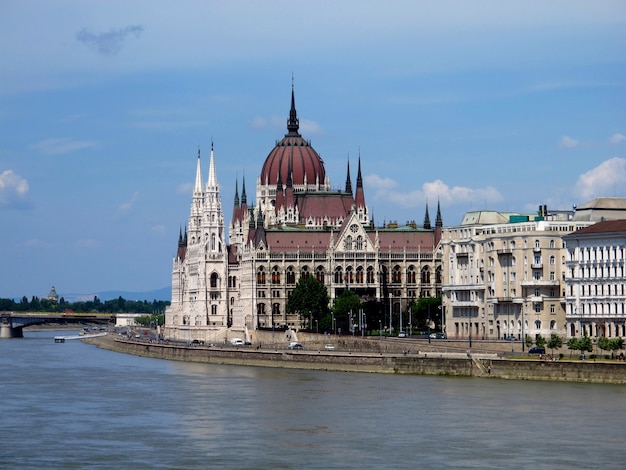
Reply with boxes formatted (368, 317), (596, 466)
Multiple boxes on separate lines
(488, 365), (491, 375)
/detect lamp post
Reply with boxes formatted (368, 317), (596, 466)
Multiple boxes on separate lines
(428, 303), (431, 344)
(379, 319), (382, 339)
(468, 311), (472, 348)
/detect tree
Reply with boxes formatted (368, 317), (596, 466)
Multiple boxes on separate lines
(547, 333), (563, 355)
(567, 337), (579, 358)
(580, 335), (593, 358)
(525, 335), (534, 349)
(598, 336), (611, 355)
(286, 275), (330, 329)
(331, 289), (361, 333)
(535, 334), (546, 349)
(409, 296), (442, 332)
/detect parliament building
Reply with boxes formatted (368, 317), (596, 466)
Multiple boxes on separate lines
(163, 88), (443, 342)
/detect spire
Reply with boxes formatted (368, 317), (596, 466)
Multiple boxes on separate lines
(355, 155), (366, 210)
(207, 141), (218, 189)
(193, 147), (203, 195)
(435, 199), (443, 228)
(275, 171), (284, 211)
(286, 78), (300, 136)
(345, 158), (353, 195)
(423, 201), (432, 230)
(241, 175), (247, 206)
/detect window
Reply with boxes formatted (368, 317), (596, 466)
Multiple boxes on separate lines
(272, 266), (281, 285)
(535, 320), (541, 329)
(334, 267), (343, 284)
(286, 267), (296, 285)
(367, 266), (375, 284)
(257, 266), (266, 285)
(210, 273), (219, 288)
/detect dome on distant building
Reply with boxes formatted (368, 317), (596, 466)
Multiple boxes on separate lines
(47, 286), (59, 303)
(259, 87), (326, 187)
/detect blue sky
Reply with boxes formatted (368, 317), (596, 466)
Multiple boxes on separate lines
(1, 1), (625, 299)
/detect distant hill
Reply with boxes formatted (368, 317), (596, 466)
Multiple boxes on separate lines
(62, 287), (171, 303)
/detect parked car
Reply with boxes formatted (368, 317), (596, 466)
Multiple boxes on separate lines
(289, 342), (303, 350)
(231, 338), (244, 346)
(324, 344), (335, 350)
(398, 332), (407, 338)
(505, 336), (516, 341)
(529, 347), (545, 354)
(429, 333), (447, 339)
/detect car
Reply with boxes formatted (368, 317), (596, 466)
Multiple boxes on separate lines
(505, 335), (516, 341)
(429, 333), (446, 339)
(529, 347), (545, 354)
(289, 342), (303, 350)
(398, 332), (407, 338)
(231, 338), (244, 346)
(324, 344), (335, 350)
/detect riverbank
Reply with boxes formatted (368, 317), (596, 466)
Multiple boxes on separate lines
(84, 334), (626, 384)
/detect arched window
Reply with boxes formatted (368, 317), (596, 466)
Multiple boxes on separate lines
(346, 266), (354, 285)
(257, 303), (266, 316)
(272, 266), (281, 285)
(301, 265), (310, 279)
(344, 236), (353, 251)
(211, 233), (216, 251)
(257, 266), (266, 285)
(407, 265), (416, 284)
(392, 265), (401, 284)
(535, 320), (541, 329)
(421, 266), (430, 284)
(355, 235), (364, 250)
(550, 320), (556, 330)
(435, 266), (442, 284)
(334, 267), (343, 284)
(210, 272), (219, 288)
(366, 266), (375, 284)
(286, 266), (296, 285)
(356, 266), (364, 284)
(316, 266), (325, 283)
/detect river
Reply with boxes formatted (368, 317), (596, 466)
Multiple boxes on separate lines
(1, 330), (624, 469)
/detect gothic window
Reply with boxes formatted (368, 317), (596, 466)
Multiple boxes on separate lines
(316, 266), (325, 283)
(344, 235), (353, 251)
(356, 266), (364, 284)
(301, 265), (310, 279)
(257, 266), (266, 285)
(210, 272), (219, 288)
(366, 266), (375, 284)
(211, 233), (216, 251)
(183, 315), (189, 325)
(232, 276), (236, 288)
(420, 266), (430, 284)
(257, 303), (266, 316)
(407, 265), (416, 284)
(286, 266), (296, 285)
(334, 267), (343, 284)
(230, 297), (234, 306)
(391, 265), (401, 284)
(346, 266), (354, 285)
(272, 266), (281, 285)
(535, 320), (541, 329)
(356, 235), (364, 250)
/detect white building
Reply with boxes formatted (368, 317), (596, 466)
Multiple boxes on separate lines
(563, 220), (626, 339)
(441, 208), (593, 341)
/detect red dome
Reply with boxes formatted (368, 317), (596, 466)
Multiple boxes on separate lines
(259, 87), (326, 187)
(260, 135), (325, 187)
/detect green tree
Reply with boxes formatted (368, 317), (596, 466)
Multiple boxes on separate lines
(286, 275), (330, 329)
(409, 296), (442, 332)
(547, 333), (563, 355)
(580, 335), (593, 358)
(535, 334), (546, 349)
(567, 337), (579, 358)
(525, 335), (534, 349)
(598, 336), (611, 355)
(332, 289), (362, 333)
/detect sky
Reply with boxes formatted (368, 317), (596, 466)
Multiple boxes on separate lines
(1, 0), (625, 299)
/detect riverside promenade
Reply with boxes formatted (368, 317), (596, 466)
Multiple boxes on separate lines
(84, 334), (626, 384)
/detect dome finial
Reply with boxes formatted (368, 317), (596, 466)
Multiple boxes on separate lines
(287, 75), (300, 136)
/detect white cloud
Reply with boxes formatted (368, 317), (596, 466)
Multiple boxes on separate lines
(31, 138), (97, 155)
(116, 192), (140, 216)
(177, 182), (194, 195)
(365, 175), (502, 209)
(559, 135), (579, 149)
(576, 157), (626, 200)
(0, 169), (30, 208)
(609, 133), (626, 145)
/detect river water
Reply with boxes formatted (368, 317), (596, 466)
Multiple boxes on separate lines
(1, 330), (624, 469)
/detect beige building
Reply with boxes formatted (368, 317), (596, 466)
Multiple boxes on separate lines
(441, 208), (593, 342)
(563, 219), (626, 339)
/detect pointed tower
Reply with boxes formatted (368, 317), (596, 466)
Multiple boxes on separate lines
(203, 142), (225, 253)
(423, 202), (432, 230)
(345, 159), (353, 196)
(188, 148), (204, 245)
(435, 199), (443, 229)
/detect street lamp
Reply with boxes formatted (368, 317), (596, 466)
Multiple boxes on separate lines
(379, 319), (382, 339)
(428, 304), (431, 344)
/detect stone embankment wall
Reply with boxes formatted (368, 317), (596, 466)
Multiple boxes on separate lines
(87, 336), (626, 384)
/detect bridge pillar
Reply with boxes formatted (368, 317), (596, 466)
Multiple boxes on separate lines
(1, 314), (22, 338)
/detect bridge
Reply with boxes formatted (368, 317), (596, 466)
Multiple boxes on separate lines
(0, 312), (115, 338)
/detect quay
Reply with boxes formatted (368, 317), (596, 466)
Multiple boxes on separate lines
(83, 334), (626, 385)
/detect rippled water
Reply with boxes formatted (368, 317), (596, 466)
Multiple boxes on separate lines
(1, 330), (624, 469)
